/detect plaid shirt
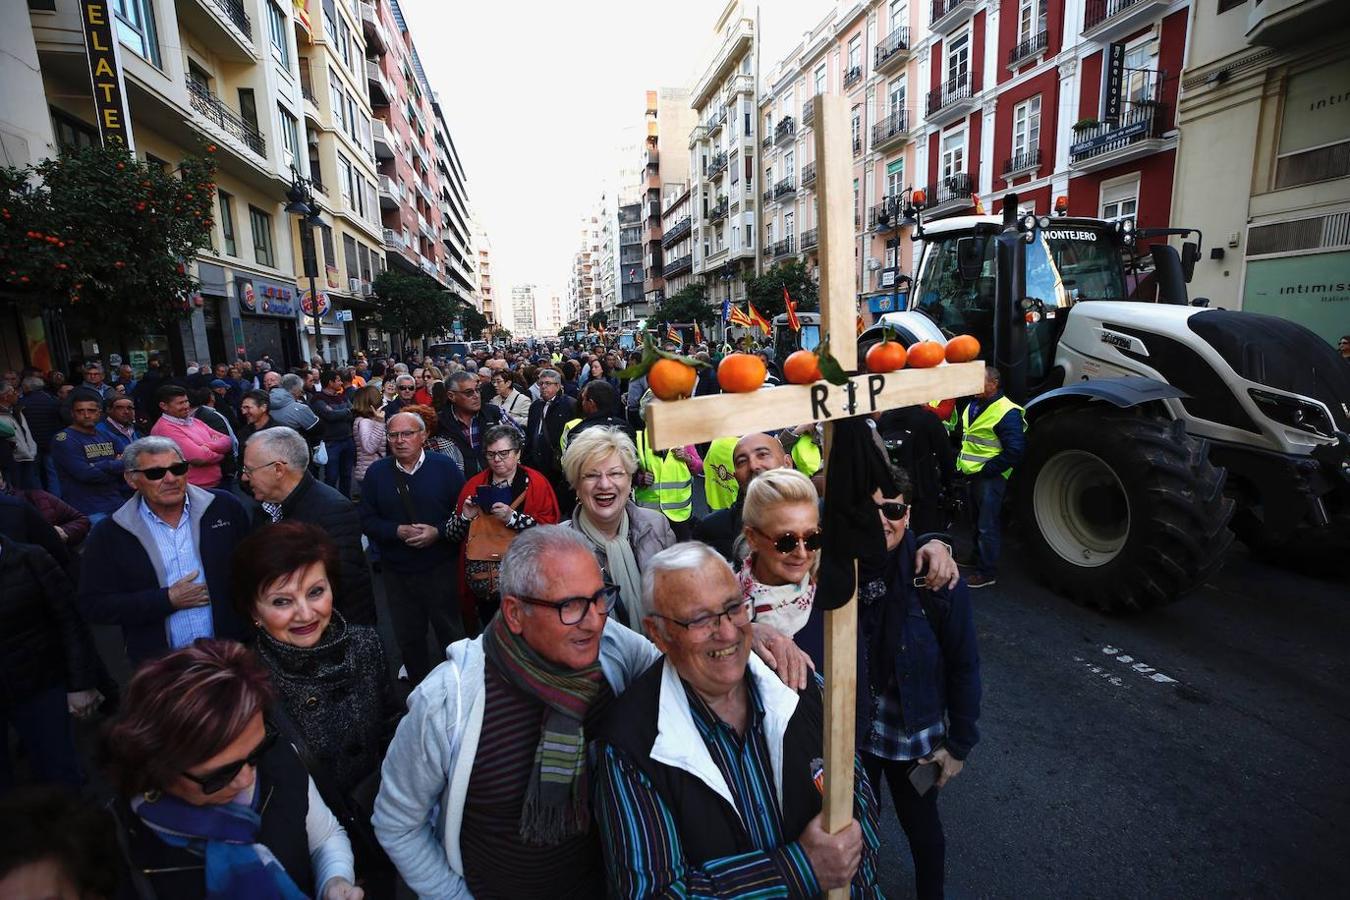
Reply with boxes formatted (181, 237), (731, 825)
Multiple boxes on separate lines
(862, 684), (946, 761)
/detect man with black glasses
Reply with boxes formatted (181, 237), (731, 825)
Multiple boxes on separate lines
(523, 368), (577, 501)
(440, 371), (514, 480)
(77, 435), (250, 666)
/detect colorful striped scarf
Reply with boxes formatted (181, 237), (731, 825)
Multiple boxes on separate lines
(482, 612), (605, 845)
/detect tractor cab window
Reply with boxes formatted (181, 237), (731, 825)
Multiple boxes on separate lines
(1041, 228), (1128, 302)
(911, 233), (997, 350)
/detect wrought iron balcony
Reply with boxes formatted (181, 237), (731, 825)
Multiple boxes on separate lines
(186, 79), (264, 157)
(853, 137), (863, 157)
(843, 65), (863, 89)
(800, 228), (818, 250)
(871, 108), (911, 151)
(662, 216), (691, 247)
(708, 197), (730, 222)
(1009, 30), (1049, 67)
(771, 236), (795, 258)
(1084, 0), (1171, 41)
(930, 0), (976, 35)
(1003, 147), (1041, 176)
(869, 197), (909, 230)
(926, 74), (975, 123)
(1069, 99), (1167, 170)
(707, 151), (729, 178)
(773, 177), (796, 199)
(801, 161), (816, 187)
(802, 99), (815, 128)
(763, 189), (775, 206)
(210, 0), (251, 38)
(662, 254), (693, 277)
(924, 173), (975, 211)
(775, 116), (796, 145)
(874, 27), (911, 72)
(708, 106), (728, 133)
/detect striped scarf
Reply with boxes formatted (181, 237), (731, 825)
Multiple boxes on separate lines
(482, 612), (605, 845)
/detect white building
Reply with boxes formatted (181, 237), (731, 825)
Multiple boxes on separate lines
(510, 283), (537, 336)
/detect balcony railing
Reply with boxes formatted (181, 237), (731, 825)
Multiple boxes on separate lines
(930, 0), (976, 31)
(801, 161), (816, 187)
(925, 173), (975, 208)
(708, 198), (729, 221)
(708, 106), (728, 132)
(926, 74), (973, 117)
(211, 0), (252, 38)
(763, 189), (775, 206)
(1003, 147), (1041, 175)
(869, 197), (909, 229)
(662, 216), (691, 247)
(771, 236), (795, 258)
(800, 228), (818, 249)
(802, 99), (815, 127)
(1009, 30), (1049, 66)
(843, 65), (863, 89)
(382, 228), (405, 249)
(1085, 0), (1160, 33)
(773, 177), (796, 199)
(186, 79), (264, 156)
(707, 151), (729, 178)
(762, 132), (775, 150)
(1070, 99), (1166, 165)
(871, 108), (911, 148)
(874, 27), (911, 70)
(853, 137), (863, 157)
(662, 254), (693, 277)
(775, 116), (796, 145)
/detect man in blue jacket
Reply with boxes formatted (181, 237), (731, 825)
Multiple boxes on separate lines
(48, 390), (125, 523)
(360, 411), (465, 684)
(77, 435), (249, 667)
(858, 467), (981, 900)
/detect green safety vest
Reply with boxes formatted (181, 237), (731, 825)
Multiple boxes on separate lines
(790, 433), (823, 477)
(957, 396), (1026, 479)
(704, 436), (739, 511)
(634, 430), (693, 522)
(559, 417), (583, 453)
(929, 399), (958, 435)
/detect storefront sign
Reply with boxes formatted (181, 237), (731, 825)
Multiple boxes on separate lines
(1069, 118), (1149, 157)
(1277, 57), (1350, 156)
(1243, 250), (1350, 346)
(1102, 42), (1126, 126)
(300, 289), (332, 317)
(238, 276), (297, 318)
(335, 309), (353, 322)
(79, 1), (135, 151)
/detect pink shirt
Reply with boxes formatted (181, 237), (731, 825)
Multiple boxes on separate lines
(150, 415), (233, 488)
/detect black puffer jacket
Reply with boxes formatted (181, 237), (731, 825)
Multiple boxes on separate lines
(0, 533), (99, 706)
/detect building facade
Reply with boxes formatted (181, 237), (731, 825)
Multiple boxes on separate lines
(1170, 0), (1350, 345)
(471, 212), (496, 327)
(510, 283), (536, 336)
(569, 215), (601, 327)
(660, 185), (696, 299)
(639, 88), (697, 319)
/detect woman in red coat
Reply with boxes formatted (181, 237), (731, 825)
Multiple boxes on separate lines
(444, 423), (559, 630)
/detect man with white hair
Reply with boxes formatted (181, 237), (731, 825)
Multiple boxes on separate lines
(77, 435), (250, 666)
(595, 542), (882, 897)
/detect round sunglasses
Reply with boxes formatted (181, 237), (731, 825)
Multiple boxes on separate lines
(754, 526), (824, 554)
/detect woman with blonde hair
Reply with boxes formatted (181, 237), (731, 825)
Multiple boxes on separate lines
(350, 385), (385, 494)
(738, 467), (822, 644)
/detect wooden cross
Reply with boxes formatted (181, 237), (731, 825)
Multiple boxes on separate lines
(646, 94), (981, 896)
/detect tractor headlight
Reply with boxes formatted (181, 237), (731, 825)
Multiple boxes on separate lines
(1249, 389), (1336, 438)
(1037, 216), (1052, 230)
(1021, 214), (1037, 232)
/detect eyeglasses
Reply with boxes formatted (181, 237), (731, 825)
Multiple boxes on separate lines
(239, 459), (284, 477)
(651, 598), (755, 641)
(181, 724), (278, 795)
(398, 385), (416, 392)
(876, 501), (909, 521)
(484, 448), (518, 461)
(387, 429), (421, 441)
(753, 526), (824, 554)
(516, 584), (620, 625)
(129, 461), (190, 480)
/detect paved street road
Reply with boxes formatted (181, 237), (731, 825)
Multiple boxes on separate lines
(874, 542), (1350, 898)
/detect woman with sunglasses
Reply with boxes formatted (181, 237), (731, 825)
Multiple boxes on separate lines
(102, 639), (364, 899)
(737, 467), (823, 641)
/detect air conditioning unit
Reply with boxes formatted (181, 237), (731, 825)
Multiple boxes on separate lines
(361, 282), (374, 297)
(348, 277), (361, 293)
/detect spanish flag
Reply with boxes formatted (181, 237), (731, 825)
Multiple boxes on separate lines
(784, 286), (800, 332)
(727, 304), (754, 328)
(747, 301), (772, 335)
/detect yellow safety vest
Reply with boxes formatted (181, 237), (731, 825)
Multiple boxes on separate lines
(634, 430), (693, 522)
(790, 433), (823, 477)
(957, 396), (1025, 479)
(704, 436), (739, 511)
(929, 399), (958, 435)
(559, 417), (582, 453)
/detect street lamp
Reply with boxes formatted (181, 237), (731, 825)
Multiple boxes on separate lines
(286, 170), (325, 364)
(873, 186), (920, 314)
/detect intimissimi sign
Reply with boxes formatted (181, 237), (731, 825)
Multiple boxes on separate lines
(79, 0), (136, 151)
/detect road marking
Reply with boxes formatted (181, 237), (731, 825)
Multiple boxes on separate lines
(1099, 645), (1178, 683)
(1073, 657), (1125, 688)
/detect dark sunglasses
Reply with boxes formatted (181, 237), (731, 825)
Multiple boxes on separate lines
(129, 461), (190, 481)
(756, 527), (824, 554)
(182, 724), (277, 795)
(877, 501), (909, 521)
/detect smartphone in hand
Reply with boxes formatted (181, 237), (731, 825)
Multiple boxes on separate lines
(908, 759), (940, 797)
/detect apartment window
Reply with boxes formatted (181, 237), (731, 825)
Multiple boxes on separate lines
(946, 31), (970, 86)
(886, 158), (904, 199)
(890, 0), (908, 32)
(322, 0), (336, 41)
(218, 190), (237, 256)
(1217, 0), (1245, 11)
(941, 130), (965, 178)
(887, 76), (906, 116)
(278, 106), (299, 163)
(114, 0), (161, 66)
(248, 206), (275, 267)
(1012, 96), (1041, 158)
(1123, 39), (1157, 106)
(359, 244), (372, 281)
(1101, 177), (1139, 219)
(238, 89), (259, 133)
(338, 17), (353, 70)
(814, 65), (826, 96)
(267, 1), (289, 66)
(785, 211), (794, 239)
(848, 36), (861, 72)
(320, 224), (336, 268)
(785, 151), (795, 180)
(851, 105), (862, 148)
(50, 108), (97, 152)
(337, 155), (353, 206)
(329, 71), (345, 130)
(1017, 0), (1038, 44)
(343, 234), (359, 281)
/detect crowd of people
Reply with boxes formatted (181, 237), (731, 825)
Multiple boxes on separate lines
(0, 339), (1006, 899)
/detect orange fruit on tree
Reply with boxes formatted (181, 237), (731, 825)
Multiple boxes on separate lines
(717, 353), (767, 393)
(944, 334), (981, 363)
(783, 349), (822, 384)
(907, 341), (946, 368)
(865, 340), (907, 374)
(649, 358), (698, 400)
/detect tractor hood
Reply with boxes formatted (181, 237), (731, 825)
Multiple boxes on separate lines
(1187, 310), (1350, 431)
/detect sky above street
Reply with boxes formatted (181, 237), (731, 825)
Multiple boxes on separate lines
(400, 0), (832, 302)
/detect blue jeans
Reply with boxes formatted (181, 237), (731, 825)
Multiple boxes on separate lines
(971, 475), (1007, 577)
(0, 686), (83, 789)
(323, 437), (355, 498)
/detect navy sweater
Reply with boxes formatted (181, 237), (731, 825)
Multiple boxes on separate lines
(359, 453), (465, 572)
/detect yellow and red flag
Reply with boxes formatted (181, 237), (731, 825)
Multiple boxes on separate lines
(727, 304), (754, 328)
(784, 286), (800, 332)
(693, 321), (703, 344)
(856, 313), (867, 335)
(665, 322), (681, 345)
(747, 301), (772, 335)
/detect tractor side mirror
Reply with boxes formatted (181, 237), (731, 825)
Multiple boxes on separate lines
(956, 237), (984, 281)
(1181, 242), (1199, 283)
